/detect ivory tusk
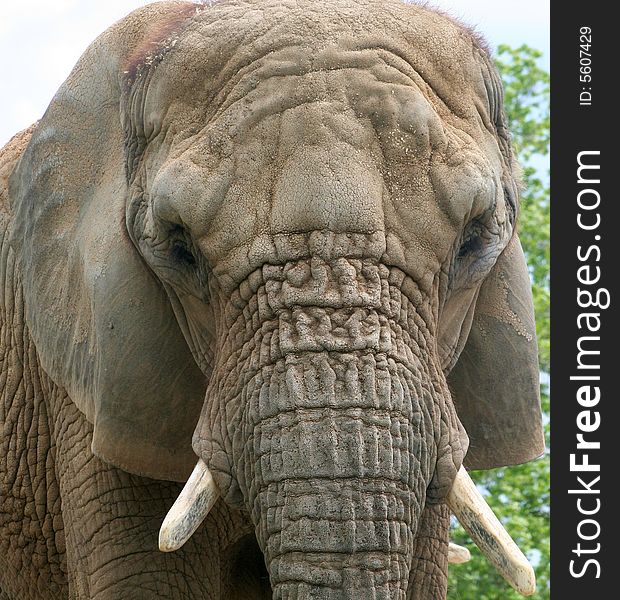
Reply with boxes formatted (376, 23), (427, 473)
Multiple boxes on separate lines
(159, 459), (220, 552)
(448, 542), (471, 564)
(447, 466), (536, 596)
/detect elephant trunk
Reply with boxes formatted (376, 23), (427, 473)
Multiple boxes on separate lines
(243, 349), (433, 600)
(189, 254), (457, 597)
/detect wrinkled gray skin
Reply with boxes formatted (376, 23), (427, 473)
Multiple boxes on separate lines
(0, 1), (543, 599)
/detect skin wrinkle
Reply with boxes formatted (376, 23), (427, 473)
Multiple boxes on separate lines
(209, 47), (304, 120)
(206, 256), (452, 510)
(1, 101), (257, 600)
(372, 46), (457, 120)
(122, 3), (504, 264)
(203, 266), (436, 397)
(49, 392), (254, 599)
(208, 47), (426, 126)
(0, 131), (67, 597)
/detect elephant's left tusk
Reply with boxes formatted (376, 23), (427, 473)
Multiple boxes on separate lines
(447, 466), (536, 596)
(159, 459), (220, 552)
(448, 542), (471, 564)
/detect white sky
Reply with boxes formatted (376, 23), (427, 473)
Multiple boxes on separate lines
(0, 0), (549, 147)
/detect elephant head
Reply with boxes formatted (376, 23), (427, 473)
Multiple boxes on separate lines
(8, 0), (544, 597)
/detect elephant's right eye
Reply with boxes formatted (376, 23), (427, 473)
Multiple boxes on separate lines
(168, 225), (198, 268)
(171, 239), (196, 267)
(150, 224), (209, 301)
(169, 225), (197, 268)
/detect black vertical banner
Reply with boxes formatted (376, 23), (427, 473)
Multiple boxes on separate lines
(551, 3), (616, 598)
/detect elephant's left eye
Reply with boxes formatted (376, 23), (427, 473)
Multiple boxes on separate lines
(457, 231), (483, 258)
(450, 216), (501, 288)
(457, 219), (486, 260)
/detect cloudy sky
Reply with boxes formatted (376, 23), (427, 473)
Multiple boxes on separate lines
(0, 0), (549, 147)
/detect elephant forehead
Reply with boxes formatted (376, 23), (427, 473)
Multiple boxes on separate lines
(147, 76), (497, 294)
(145, 48), (470, 147)
(137, 0), (494, 135)
(171, 69), (446, 159)
(153, 80), (430, 210)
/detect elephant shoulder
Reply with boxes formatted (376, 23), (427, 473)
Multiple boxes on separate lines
(0, 123), (37, 226)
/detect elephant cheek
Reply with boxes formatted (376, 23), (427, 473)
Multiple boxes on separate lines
(191, 388), (246, 509)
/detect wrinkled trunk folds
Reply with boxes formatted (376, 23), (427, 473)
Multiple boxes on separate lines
(250, 350), (429, 599)
(193, 235), (463, 599)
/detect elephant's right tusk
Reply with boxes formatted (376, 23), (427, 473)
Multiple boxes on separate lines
(159, 459), (220, 552)
(447, 466), (536, 596)
(448, 542), (471, 564)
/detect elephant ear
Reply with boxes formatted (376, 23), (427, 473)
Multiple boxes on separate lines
(8, 2), (205, 482)
(448, 235), (545, 469)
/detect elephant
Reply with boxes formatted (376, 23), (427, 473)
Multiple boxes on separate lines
(0, 0), (545, 598)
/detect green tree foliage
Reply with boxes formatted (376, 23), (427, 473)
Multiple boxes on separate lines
(447, 45), (550, 600)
